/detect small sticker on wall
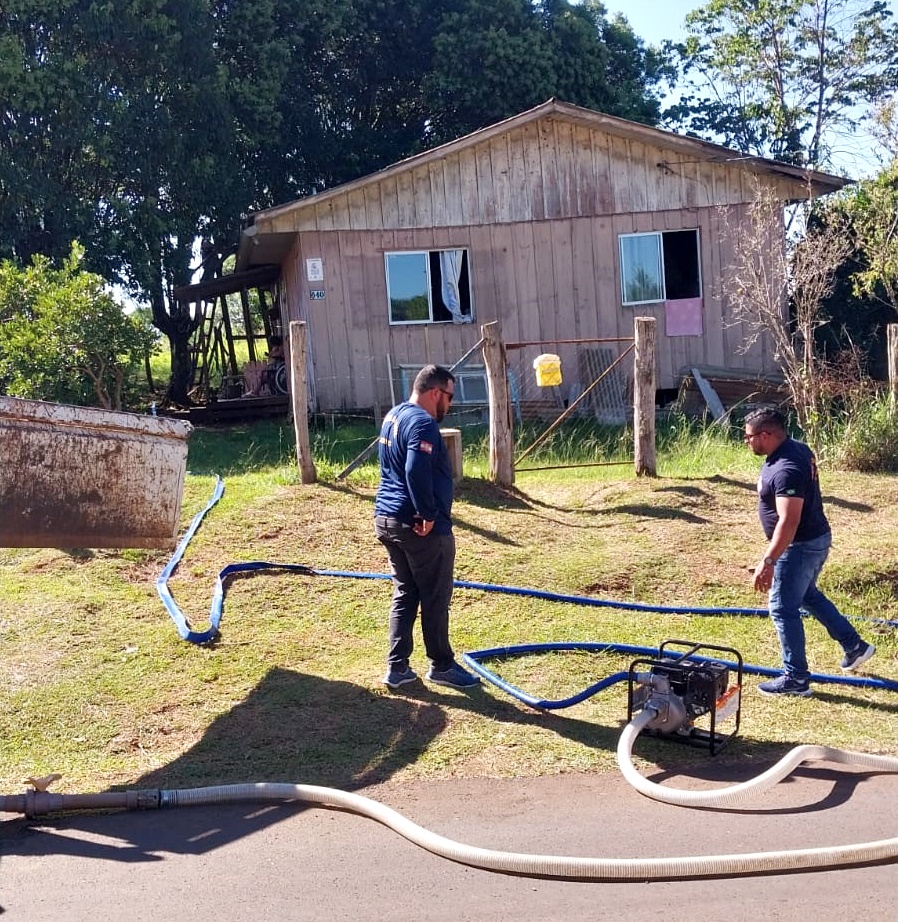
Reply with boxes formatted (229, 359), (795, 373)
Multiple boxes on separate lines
(306, 258), (324, 281)
(310, 290), (325, 300)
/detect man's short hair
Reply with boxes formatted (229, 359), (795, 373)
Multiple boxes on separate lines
(744, 406), (786, 432)
(412, 364), (455, 395)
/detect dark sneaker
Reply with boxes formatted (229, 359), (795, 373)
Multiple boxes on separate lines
(426, 664), (481, 689)
(841, 642), (875, 672)
(758, 675), (813, 697)
(383, 665), (417, 689)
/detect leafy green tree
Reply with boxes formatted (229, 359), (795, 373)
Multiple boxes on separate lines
(540, 0), (668, 123)
(0, 0), (250, 406)
(670, 0), (898, 170)
(0, 244), (156, 409)
(423, 0), (666, 145)
(1, 0), (669, 408)
(836, 160), (898, 315)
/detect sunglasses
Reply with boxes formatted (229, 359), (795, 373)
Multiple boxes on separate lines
(437, 388), (454, 403)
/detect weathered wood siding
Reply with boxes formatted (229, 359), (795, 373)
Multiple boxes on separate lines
(259, 116), (799, 412)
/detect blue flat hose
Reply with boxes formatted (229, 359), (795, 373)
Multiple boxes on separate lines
(459, 641), (898, 705)
(156, 476), (226, 644)
(157, 478), (898, 695)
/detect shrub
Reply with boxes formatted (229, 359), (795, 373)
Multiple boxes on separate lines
(0, 243), (155, 409)
(830, 392), (898, 472)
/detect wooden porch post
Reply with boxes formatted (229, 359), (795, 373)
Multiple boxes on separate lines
(289, 320), (317, 484)
(482, 321), (514, 488)
(634, 317), (657, 477)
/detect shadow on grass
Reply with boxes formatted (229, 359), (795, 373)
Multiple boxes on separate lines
(0, 667), (447, 863)
(458, 478), (717, 526)
(707, 473), (876, 514)
(456, 480), (709, 530)
(603, 503), (709, 524)
(0, 668), (624, 868)
(131, 667), (449, 791)
(3, 669), (895, 868)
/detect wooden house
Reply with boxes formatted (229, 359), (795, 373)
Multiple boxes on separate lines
(235, 99), (848, 417)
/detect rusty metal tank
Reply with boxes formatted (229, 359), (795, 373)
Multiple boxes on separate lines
(0, 396), (192, 548)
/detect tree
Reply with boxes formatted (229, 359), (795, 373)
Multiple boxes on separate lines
(1, 0), (669, 407)
(0, 244), (156, 410)
(670, 0), (898, 171)
(721, 184), (851, 450)
(833, 159), (898, 316)
(423, 0), (667, 145)
(0, 0), (251, 406)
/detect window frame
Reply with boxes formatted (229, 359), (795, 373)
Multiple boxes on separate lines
(398, 364), (488, 406)
(384, 248), (473, 325)
(618, 229), (702, 307)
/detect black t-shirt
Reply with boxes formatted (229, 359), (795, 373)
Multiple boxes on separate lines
(757, 438), (830, 542)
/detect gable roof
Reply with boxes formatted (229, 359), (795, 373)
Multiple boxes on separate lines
(237, 98), (850, 269)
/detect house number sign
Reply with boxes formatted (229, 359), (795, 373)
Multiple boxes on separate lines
(310, 290), (326, 300)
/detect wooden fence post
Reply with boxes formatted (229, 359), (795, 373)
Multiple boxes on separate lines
(289, 320), (317, 484)
(482, 321), (514, 488)
(634, 317), (657, 477)
(888, 324), (898, 412)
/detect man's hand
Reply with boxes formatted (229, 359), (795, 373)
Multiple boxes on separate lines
(413, 517), (434, 536)
(752, 560), (773, 593)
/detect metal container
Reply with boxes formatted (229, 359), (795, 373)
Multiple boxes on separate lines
(0, 396), (192, 548)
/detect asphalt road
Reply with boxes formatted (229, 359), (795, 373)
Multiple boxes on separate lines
(2, 763), (896, 921)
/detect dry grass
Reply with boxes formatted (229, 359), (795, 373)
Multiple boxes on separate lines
(0, 465), (896, 797)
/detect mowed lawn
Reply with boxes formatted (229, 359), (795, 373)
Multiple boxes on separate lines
(1, 438), (896, 795)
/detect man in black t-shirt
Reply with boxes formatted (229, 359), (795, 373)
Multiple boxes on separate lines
(744, 407), (875, 697)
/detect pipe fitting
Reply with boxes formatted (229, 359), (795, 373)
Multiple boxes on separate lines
(643, 692), (690, 733)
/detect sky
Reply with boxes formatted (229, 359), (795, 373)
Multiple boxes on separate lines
(596, 0), (897, 178)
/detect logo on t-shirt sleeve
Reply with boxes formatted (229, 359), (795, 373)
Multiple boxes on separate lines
(419, 441), (433, 454)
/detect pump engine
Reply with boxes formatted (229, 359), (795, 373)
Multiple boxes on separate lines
(627, 640), (743, 754)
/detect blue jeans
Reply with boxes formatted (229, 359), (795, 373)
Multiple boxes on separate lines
(768, 532), (861, 680)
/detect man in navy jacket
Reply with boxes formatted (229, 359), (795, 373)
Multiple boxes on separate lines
(374, 364), (480, 690)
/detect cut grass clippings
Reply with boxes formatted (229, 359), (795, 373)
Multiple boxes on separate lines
(0, 431), (896, 798)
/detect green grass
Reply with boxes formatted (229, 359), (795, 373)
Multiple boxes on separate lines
(0, 419), (895, 797)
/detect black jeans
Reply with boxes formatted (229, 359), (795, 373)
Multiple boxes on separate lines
(374, 517), (455, 671)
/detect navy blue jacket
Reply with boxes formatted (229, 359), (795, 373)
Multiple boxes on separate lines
(374, 402), (453, 535)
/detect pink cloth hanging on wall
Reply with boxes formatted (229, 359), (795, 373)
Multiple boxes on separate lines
(665, 298), (703, 336)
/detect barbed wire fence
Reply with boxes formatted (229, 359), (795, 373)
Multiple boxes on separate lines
(317, 319), (654, 481)
(505, 337), (635, 472)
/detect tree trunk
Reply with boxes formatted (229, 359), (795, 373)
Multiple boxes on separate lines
(150, 280), (200, 407)
(290, 321), (317, 484)
(166, 335), (195, 407)
(482, 321), (514, 488)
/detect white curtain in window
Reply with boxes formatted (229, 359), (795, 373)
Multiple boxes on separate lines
(440, 250), (469, 323)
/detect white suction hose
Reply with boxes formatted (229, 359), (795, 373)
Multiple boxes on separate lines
(5, 713), (897, 881)
(618, 707), (898, 807)
(156, 757), (898, 880)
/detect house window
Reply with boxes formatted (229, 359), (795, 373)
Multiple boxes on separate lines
(619, 230), (701, 306)
(398, 365), (487, 405)
(385, 249), (473, 324)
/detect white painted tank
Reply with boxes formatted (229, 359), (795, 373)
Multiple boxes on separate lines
(0, 396), (192, 548)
